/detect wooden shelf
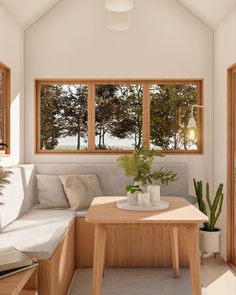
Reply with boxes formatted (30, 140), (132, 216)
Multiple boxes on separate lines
(0, 267), (38, 295)
(20, 290), (37, 295)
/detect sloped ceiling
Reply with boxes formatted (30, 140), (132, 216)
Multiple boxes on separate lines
(0, 0), (62, 29)
(177, 0), (236, 29)
(0, 0), (236, 30)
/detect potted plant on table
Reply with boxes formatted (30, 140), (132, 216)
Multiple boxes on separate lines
(117, 145), (177, 205)
(193, 179), (224, 254)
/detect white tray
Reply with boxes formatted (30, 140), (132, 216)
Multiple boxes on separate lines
(116, 199), (169, 212)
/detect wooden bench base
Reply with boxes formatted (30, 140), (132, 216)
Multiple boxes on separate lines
(38, 222), (76, 295)
(76, 218), (189, 268)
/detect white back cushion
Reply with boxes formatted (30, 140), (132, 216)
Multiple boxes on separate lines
(0, 165), (36, 230)
(35, 163), (188, 196)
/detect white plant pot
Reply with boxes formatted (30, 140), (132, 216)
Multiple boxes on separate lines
(147, 185), (160, 205)
(138, 192), (150, 206)
(127, 191), (138, 206)
(199, 228), (221, 253)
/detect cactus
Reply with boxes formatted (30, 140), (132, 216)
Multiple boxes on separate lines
(193, 179), (224, 231)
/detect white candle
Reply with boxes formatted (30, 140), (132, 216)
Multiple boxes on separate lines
(147, 185), (160, 205)
(138, 192), (150, 206)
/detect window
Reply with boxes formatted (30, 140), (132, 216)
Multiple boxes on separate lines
(0, 62), (10, 154)
(36, 79), (203, 154)
(39, 83), (88, 151)
(95, 84), (143, 150)
(150, 83), (200, 151)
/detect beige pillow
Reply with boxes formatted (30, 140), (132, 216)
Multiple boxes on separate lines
(59, 175), (103, 210)
(36, 174), (70, 209)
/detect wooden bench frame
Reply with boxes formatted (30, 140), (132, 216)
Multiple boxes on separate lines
(37, 222), (76, 295)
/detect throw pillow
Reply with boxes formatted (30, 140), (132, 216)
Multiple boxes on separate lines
(36, 174), (70, 209)
(59, 175), (103, 210)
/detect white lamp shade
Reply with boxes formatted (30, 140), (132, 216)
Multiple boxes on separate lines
(107, 11), (130, 31)
(188, 117), (197, 129)
(105, 0), (133, 12)
(189, 129), (196, 140)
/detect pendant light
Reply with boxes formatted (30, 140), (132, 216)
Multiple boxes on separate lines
(107, 10), (130, 31)
(188, 104), (204, 140)
(105, 0), (133, 12)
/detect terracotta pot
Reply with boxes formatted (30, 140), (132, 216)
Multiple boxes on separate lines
(199, 228), (221, 253)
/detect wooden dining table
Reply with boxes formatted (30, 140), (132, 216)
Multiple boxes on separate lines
(85, 196), (208, 295)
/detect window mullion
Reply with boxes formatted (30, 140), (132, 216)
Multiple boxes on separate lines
(142, 82), (150, 149)
(88, 82), (95, 151)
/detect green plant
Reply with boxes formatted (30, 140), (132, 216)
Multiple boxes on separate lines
(193, 179), (224, 231)
(0, 166), (12, 204)
(117, 145), (177, 193)
(126, 184), (143, 194)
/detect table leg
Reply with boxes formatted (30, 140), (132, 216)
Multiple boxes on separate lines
(102, 254), (105, 278)
(186, 225), (202, 295)
(170, 226), (180, 278)
(91, 224), (106, 295)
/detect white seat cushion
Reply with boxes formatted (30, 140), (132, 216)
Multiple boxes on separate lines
(75, 210), (87, 218)
(0, 208), (75, 259)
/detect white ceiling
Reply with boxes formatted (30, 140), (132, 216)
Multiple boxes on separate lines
(177, 0), (236, 29)
(0, 0), (61, 29)
(0, 0), (236, 30)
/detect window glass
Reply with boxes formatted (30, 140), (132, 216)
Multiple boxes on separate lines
(40, 84), (88, 150)
(150, 83), (199, 150)
(95, 84), (143, 150)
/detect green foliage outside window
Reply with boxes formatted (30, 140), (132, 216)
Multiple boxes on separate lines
(150, 84), (198, 150)
(40, 84), (88, 150)
(95, 84), (142, 150)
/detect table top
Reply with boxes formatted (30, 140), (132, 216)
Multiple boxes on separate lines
(85, 196), (208, 224)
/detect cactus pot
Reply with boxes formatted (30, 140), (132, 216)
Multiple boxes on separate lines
(199, 228), (221, 253)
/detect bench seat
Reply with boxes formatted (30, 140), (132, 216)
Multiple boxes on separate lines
(75, 210), (87, 218)
(0, 208), (75, 259)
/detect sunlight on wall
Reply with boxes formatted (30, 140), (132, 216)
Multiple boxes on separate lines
(205, 270), (236, 295)
(1, 93), (21, 166)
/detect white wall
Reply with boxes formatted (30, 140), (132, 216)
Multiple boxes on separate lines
(0, 4), (24, 165)
(214, 6), (236, 260)
(24, 0), (214, 194)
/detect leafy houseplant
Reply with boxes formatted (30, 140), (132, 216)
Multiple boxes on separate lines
(193, 179), (224, 253)
(0, 143), (12, 197)
(125, 184), (143, 194)
(117, 145), (177, 199)
(0, 166), (12, 204)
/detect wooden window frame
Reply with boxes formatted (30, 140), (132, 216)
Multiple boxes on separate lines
(0, 61), (10, 155)
(35, 78), (204, 155)
(227, 63), (236, 271)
